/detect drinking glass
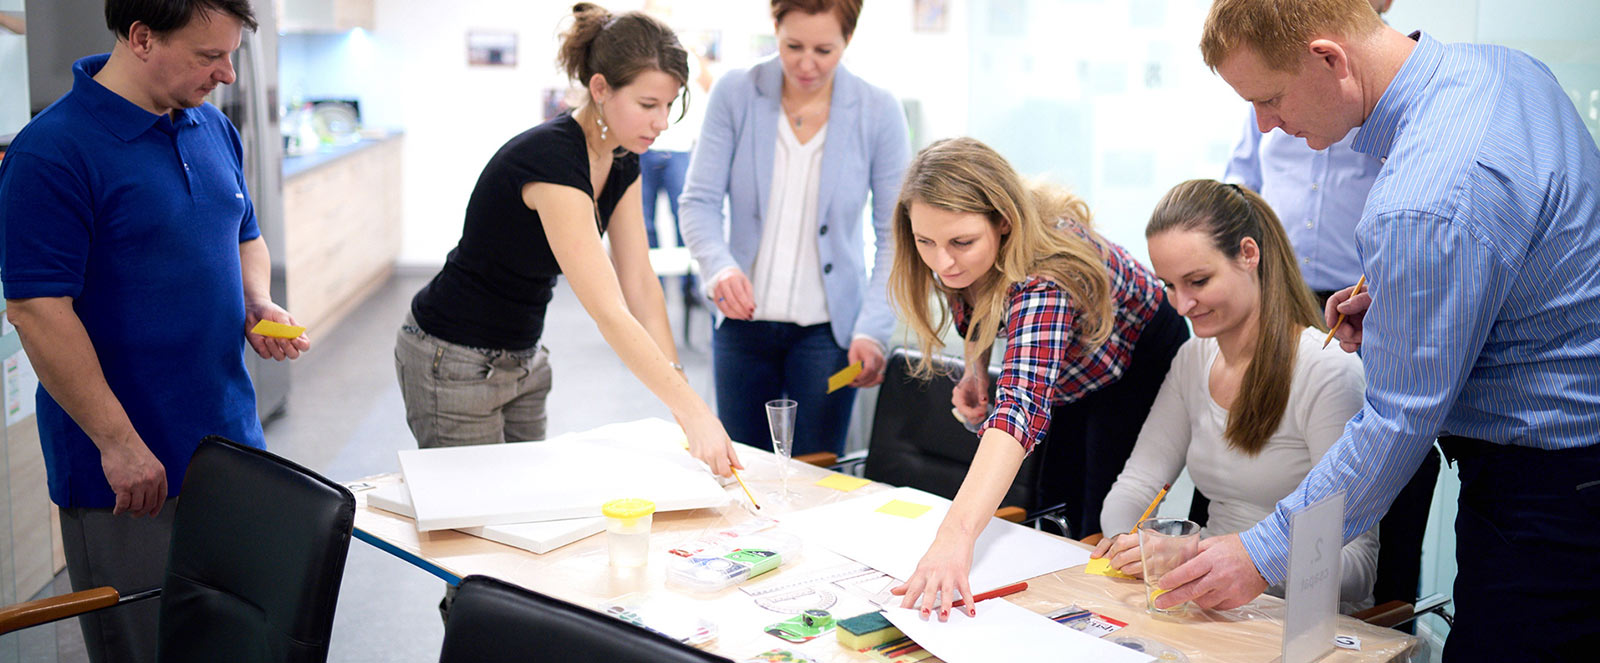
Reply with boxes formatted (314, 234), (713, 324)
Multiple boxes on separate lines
(1137, 518), (1201, 616)
(765, 399), (798, 502)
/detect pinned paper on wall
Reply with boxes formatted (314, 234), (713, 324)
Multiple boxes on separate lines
(1084, 557), (1137, 580)
(826, 362), (863, 393)
(815, 474), (871, 492)
(876, 499), (932, 519)
(250, 319), (306, 339)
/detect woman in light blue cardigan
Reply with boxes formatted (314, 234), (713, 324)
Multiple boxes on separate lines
(679, 0), (909, 456)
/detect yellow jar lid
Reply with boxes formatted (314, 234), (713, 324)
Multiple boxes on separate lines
(602, 498), (656, 520)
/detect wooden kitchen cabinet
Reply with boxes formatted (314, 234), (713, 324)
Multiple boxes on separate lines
(283, 136), (403, 339)
(279, 0), (374, 33)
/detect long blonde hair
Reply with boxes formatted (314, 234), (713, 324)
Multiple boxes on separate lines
(1146, 179), (1324, 455)
(889, 137), (1113, 377)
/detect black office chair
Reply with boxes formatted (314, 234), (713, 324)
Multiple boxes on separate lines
(1188, 444), (1451, 631)
(0, 436), (356, 663)
(438, 575), (730, 663)
(836, 348), (1069, 531)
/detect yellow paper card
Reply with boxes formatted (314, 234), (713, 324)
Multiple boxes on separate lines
(1085, 557), (1137, 580)
(876, 499), (932, 519)
(826, 362), (863, 393)
(815, 474), (871, 492)
(250, 319), (305, 339)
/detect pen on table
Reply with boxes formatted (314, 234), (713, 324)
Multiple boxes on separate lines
(1322, 274), (1367, 349)
(950, 581), (1029, 609)
(1129, 483), (1172, 535)
(730, 467), (760, 510)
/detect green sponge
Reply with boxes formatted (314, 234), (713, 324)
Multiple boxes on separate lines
(836, 611), (903, 651)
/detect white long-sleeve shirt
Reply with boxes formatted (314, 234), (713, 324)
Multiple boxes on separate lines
(1101, 327), (1378, 613)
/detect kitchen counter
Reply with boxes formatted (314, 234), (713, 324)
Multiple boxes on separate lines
(282, 133), (404, 338)
(282, 129), (404, 179)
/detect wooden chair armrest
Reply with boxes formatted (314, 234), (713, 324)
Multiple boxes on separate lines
(1351, 600), (1414, 629)
(1079, 532), (1104, 546)
(994, 506), (1026, 523)
(794, 452), (838, 468)
(0, 587), (120, 635)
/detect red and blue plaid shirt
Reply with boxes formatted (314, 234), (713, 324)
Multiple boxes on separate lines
(951, 225), (1164, 453)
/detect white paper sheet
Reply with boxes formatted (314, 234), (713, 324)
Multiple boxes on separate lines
(884, 598), (1154, 663)
(366, 483), (605, 554)
(397, 418), (728, 531)
(775, 486), (1091, 593)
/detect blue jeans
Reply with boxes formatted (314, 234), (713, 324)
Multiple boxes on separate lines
(640, 150), (689, 249)
(712, 319), (853, 456)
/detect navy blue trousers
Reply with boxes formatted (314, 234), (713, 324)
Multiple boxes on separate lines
(1440, 438), (1600, 662)
(712, 319), (854, 457)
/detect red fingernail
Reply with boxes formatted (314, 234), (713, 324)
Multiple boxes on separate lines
(940, 609), (948, 619)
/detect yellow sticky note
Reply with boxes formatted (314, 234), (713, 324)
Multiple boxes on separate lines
(1085, 557), (1137, 580)
(826, 362), (863, 393)
(876, 499), (932, 519)
(815, 474), (871, 492)
(250, 319), (305, 339)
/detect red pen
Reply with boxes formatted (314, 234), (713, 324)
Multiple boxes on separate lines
(950, 581), (1029, 609)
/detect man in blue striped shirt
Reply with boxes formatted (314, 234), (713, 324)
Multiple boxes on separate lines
(1158, 1), (1600, 659)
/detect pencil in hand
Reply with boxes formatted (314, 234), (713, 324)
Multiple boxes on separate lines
(1130, 483), (1172, 535)
(1323, 275), (1367, 349)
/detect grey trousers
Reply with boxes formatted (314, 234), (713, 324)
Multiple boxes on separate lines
(59, 500), (178, 663)
(394, 314), (553, 448)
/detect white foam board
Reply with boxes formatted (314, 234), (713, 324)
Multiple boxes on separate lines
(367, 483), (605, 555)
(397, 418), (730, 531)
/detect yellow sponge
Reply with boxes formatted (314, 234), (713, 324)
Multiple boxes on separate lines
(836, 611), (904, 651)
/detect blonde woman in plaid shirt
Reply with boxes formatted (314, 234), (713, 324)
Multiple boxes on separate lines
(886, 138), (1189, 620)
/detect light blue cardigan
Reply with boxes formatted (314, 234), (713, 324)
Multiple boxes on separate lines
(678, 57), (910, 349)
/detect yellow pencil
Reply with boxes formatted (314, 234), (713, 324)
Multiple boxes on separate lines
(730, 467), (761, 510)
(1322, 275), (1367, 349)
(1129, 483), (1172, 535)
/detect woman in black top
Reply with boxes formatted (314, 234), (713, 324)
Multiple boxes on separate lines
(396, 3), (741, 476)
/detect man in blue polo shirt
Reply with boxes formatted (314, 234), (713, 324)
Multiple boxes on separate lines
(0, 1), (309, 660)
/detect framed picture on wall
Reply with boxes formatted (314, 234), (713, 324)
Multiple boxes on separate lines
(914, 0), (947, 33)
(467, 30), (518, 67)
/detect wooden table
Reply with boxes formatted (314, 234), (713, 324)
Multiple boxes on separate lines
(349, 445), (1418, 662)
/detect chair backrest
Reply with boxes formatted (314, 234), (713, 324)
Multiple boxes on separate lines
(1372, 444), (1441, 609)
(438, 575), (731, 663)
(865, 348), (1049, 513)
(157, 436), (356, 663)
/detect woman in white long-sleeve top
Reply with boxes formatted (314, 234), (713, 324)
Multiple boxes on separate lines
(678, 0), (909, 456)
(1093, 179), (1378, 614)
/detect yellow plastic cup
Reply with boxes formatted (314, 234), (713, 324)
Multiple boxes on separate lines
(602, 498), (656, 567)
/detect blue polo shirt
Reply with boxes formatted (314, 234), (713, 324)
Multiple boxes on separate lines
(0, 54), (265, 509)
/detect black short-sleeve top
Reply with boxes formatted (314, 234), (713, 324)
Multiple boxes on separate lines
(411, 112), (640, 350)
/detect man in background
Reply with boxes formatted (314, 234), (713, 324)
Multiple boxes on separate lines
(0, 1), (309, 660)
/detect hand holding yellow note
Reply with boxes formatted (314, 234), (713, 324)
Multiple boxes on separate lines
(1085, 556), (1137, 580)
(250, 319), (306, 339)
(827, 362), (863, 393)
(875, 499), (932, 519)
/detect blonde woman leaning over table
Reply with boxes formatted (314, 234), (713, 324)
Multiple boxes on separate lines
(1091, 180), (1377, 614)
(395, 4), (740, 477)
(886, 138), (1188, 620)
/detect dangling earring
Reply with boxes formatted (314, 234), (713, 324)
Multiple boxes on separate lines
(596, 104), (609, 141)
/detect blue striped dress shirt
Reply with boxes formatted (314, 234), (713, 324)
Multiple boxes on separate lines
(1224, 108), (1384, 292)
(1241, 32), (1600, 584)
